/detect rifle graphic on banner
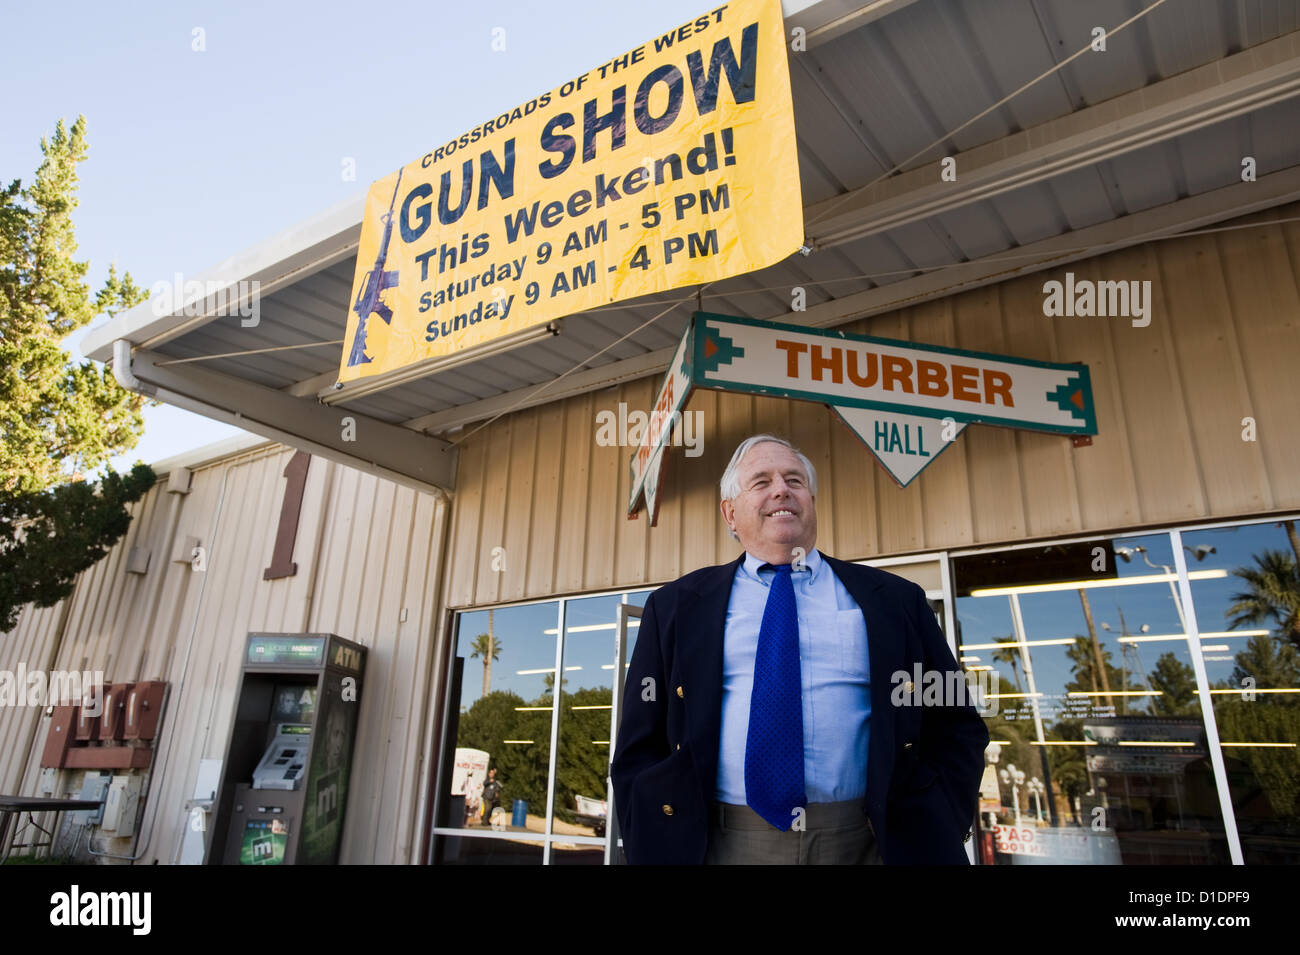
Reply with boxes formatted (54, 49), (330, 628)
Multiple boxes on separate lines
(346, 169), (403, 367)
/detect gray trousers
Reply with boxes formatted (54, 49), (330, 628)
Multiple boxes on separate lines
(703, 799), (882, 865)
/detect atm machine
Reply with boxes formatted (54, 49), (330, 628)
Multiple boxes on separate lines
(206, 633), (366, 865)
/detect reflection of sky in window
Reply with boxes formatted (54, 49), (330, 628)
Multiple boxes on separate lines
(561, 595), (624, 694)
(456, 603), (559, 709)
(954, 534), (1204, 703)
(1184, 523), (1294, 682)
(454, 590), (655, 711)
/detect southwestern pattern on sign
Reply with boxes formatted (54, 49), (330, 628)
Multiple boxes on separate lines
(627, 312), (1098, 512)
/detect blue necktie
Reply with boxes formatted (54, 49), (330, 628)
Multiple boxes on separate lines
(745, 563), (806, 830)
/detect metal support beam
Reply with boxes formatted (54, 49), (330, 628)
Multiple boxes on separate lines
(123, 347), (458, 496)
(412, 166), (1300, 433)
(805, 29), (1300, 249)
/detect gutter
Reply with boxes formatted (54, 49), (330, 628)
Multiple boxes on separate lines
(112, 339), (156, 397)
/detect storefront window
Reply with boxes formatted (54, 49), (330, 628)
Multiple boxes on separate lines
(435, 601), (559, 862)
(954, 533), (1232, 864)
(1181, 520), (1300, 864)
(551, 594), (624, 853)
(433, 589), (649, 864)
(436, 526), (1296, 865)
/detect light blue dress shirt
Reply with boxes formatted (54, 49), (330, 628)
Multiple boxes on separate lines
(716, 548), (871, 804)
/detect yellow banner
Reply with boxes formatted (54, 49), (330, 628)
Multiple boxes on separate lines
(339, 0), (802, 383)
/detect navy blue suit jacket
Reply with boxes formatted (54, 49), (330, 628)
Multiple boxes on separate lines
(611, 552), (989, 865)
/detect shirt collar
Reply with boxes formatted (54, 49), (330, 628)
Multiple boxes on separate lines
(740, 547), (822, 584)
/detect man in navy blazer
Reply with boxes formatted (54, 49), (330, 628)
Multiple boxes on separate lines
(611, 434), (989, 864)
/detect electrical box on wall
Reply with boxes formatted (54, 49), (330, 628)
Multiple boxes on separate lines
(101, 683), (132, 740)
(101, 775), (143, 836)
(38, 767), (58, 797)
(42, 706), (78, 767)
(42, 682), (168, 770)
(124, 682), (166, 739)
(74, 773), (112, 825)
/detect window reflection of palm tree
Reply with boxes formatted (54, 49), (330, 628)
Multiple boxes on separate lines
(469, 609), (501, 697)
(1227, 548), (1300, 651)
(991, 641), (1024, 695)
(542, 671), (568, 694)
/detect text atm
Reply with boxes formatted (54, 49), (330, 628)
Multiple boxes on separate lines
(206, 633), (366, 865)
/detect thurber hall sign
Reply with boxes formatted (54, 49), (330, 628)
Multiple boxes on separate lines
(627, 313), (1097, 522)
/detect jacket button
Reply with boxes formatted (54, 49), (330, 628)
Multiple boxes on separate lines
(676, 685), (684, 698)
(662, 804), (674, 816)
(675, 743), (681, 750)
(903, 742), (913, 750)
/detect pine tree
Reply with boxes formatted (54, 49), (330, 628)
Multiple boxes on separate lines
(0, 117), (155, 631)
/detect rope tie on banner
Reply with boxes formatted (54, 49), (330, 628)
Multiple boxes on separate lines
(444, 284), (711, 448)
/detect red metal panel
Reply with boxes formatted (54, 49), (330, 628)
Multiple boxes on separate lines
(123, 681), (167, 740)
(41, 705), (78, 768)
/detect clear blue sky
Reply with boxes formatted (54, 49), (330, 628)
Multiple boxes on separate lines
(2, 0), (716, 472)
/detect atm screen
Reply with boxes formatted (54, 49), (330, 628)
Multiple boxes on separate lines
(272, 685), (316, 723)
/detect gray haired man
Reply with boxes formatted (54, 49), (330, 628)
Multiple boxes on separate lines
(611, 434), (988, 864)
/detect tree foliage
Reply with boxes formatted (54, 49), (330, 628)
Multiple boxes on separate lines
(1226, 549), (1300, 650)
(456, 683), (616, 827)
(0, 464), (155, 631)
(1, 115), (149, 492)
(1, 116), (155, 630)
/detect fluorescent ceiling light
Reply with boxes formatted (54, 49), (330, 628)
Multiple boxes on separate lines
(1030, 740), (1096, 746)
(960, 638), (1077, 651)
(1208, 687), (1300, 694)
(1117, 740), (1193, 747)
(969, 569), (1226, 597)
(1119, 629), (1268, 644)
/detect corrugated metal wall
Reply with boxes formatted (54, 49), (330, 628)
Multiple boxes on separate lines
(445, 203), (1300, 608)
(0, 444), (450, 864)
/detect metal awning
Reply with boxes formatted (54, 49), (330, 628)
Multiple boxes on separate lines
(82, 0), (1300, 496)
